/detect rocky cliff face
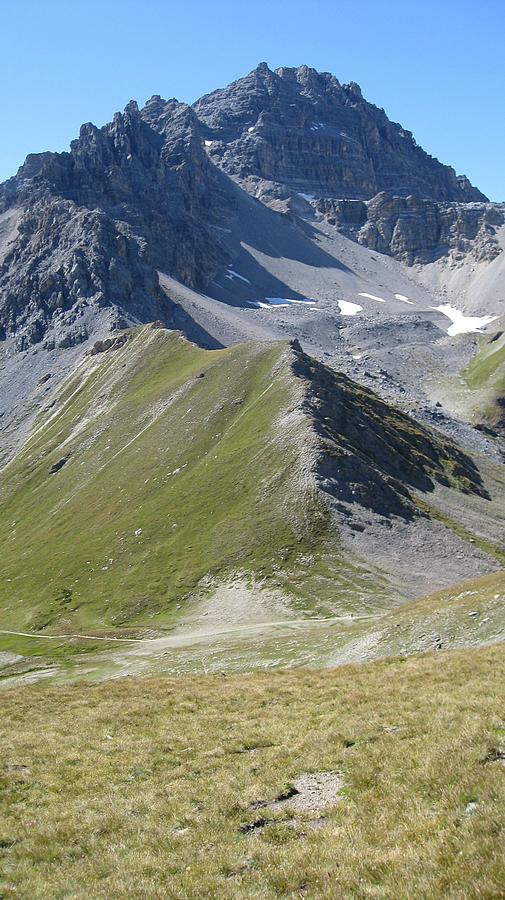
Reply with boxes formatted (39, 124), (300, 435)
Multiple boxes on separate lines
(315, 193), (505, 264)
(0, 62), (494, 352)
(0, 100), (236, 349)
(194, 63), (486, 204)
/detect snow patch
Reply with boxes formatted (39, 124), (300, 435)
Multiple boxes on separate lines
(338, 300), (363, 316)
(226, 269), (251, 284)
(395, 293), (415, 305)
(247, 126), (255, 133)
(255, 297), (318, 309)
(359, 292), (385, 303)
(298, 192), (316, 201)
(433, 305), (498, 337)
(204, 140), (214, 147)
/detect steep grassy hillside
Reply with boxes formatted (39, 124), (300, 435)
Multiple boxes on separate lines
(464, 324), (505, 432)
(0, 326), (393, 637)
(2, 645), (505, 898)
(0, 325), (500, 653)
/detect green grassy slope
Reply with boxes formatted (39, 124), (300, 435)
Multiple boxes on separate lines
(2, 645), (505, 898)
(363, 568), (505, 660)
(0, 326), (391, 635)
(0, 324), (501, 656)
(464, 324), (505, 431)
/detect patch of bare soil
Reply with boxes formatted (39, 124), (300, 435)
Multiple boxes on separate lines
(241, 771), (343, 833)
(0, 651), (23, 669)
(484, 747), (505, 766)
(175, 574), (295, 633)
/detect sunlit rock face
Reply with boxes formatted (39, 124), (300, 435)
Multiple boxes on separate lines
(193, 63), (486, 203)
(0, 61), (493, 354)
(315, 193), (504, 264)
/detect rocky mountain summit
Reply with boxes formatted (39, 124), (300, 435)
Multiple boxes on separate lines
(0, 99), (237, 349)
(195, 63), (486, 204)
(0, 61), (497, 354)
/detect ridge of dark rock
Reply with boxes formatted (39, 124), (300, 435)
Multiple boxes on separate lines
(315, 193), (505, 264)
(292, 343), (489, 522)
(0, 96), (237, 348)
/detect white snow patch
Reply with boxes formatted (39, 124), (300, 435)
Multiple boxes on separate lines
(226, 269), (251, 284)
(359, 292), (385, 303)
(352, 354), (363, 360)
(338, 300), (363, 316)
(204, 140), (214, 147)
(310, 122), (326, 131)
(433, 305), (498, 337)
(247, 126), (255, 133)
(298, 192), (316, 201)
(255, 297), (318, 309)
(395, 293), (415, 305)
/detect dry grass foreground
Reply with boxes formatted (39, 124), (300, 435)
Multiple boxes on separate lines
(2, 645), (505, 898)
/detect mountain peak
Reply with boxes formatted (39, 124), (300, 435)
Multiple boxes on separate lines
(124, 99), (140, 115)
(193, 63), (486, 202)
(0, 61), (493, 363)
(253, 61), (272, 75)
(344, 80), (363, 99)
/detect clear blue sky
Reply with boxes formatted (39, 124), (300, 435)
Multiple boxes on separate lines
(1, 0), (504, 199)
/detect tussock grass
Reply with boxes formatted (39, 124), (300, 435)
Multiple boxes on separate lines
(2, 645), (505, 897)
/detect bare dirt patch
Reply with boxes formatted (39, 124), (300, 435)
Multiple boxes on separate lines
(175, 574), (296, 633)
(241, 771), (343, 832)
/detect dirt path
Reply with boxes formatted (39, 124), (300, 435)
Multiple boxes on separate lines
(0, 614), (381, 687)
(0, 613), (378, 648)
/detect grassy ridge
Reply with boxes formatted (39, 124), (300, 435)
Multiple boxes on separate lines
(0, 324), (502, 667)
(1, 327), (390, 637)
(0, 329), (309, 630)
(2, 645), (505, 897)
